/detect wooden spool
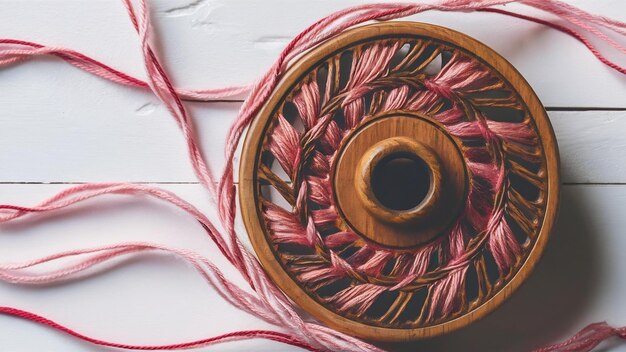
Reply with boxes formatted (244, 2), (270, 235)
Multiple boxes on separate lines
(240, 22), (560, 341)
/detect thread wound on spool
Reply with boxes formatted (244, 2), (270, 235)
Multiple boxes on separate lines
(241, 22), (559, 340)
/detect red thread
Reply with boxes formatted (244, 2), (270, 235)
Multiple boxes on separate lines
(477, 8), (626, 75)
(0, 307), (319, 351)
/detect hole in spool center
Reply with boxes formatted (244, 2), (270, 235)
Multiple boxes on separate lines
(371, 152), (431, 211)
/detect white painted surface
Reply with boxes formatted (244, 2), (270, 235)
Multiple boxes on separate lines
(0, 0), (625, 351)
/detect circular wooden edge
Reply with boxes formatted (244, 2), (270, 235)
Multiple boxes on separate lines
(239, 22), (561, 341)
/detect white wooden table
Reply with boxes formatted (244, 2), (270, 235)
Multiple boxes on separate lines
(0, 1), (625, 351)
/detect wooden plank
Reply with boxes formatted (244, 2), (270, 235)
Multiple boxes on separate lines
(0, 0), (624, 350)
(0, 0), (624, 107)
(552, 110), (626, 184)
(1, 183), (626, 351)
(0, 89), (237, 183)
(0, 92), (624, 184)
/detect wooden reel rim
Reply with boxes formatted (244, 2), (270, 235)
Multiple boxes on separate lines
(240, 22), (560, 341)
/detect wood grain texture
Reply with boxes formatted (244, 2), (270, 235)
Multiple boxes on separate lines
(336, 114), (466, 247)
(0, 102), (621, 184)
(0, 0), (623, 350)
(1, 0), (623, 106)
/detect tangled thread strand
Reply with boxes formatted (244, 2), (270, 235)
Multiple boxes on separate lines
(0, 0), (624, 351)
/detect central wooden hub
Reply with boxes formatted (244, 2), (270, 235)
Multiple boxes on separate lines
(333, 113), (467, 248)
(356, 136), (442, 226)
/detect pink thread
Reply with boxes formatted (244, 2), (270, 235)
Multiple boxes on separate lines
(269, 114), (303, 177)
(0, 39), (250, 101)
(0, 0), (623, 351)
(428, 267), (468, 320)
(0, 307), (319, 351)
(258, 43), (515, 326)
(534, 323), (626, 352)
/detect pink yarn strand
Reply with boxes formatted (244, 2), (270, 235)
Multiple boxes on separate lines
(534, 323), (626, 352)
(0, 39), (250, 101)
